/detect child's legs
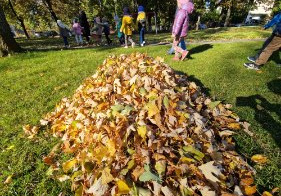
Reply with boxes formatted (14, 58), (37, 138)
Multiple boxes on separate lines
(78, 35), (83, 44)
(173, 36), (184, 56)
(139, 28), (144, 44)
(180, 39), (186, 50)
(75, 35), (80, 44)
(63, 36), (69, 46)
(127, 35), (134, 44)
(124, 35), (128, 46)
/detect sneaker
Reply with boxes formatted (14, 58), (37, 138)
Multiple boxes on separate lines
(124, 46), (128, 49)
(141, 43), (144, 47)
(143, 41), (146, 45)
(132, 42), (135, 48)
(181, 50), (189, 61)
(244, 63), (260, 70)
(247, 56), (256, 63)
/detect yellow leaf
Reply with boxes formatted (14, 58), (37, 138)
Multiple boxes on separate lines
(117, 180), (130, 194)
(244, 185), (257, 195)
(101, 167), (114, 184)
(137, 126), (147, 139)
(145, 101), (159, 118)
(251, 154), (268, 164)
(262, 191), (273, 196)
(62, 159), (77, 173)
(227, 123), (241, 130)
(107, 139), (116, 156)
(4, 175), (12, 184)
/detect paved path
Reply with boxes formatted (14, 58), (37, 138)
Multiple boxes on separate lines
(150, 38), (266, 46)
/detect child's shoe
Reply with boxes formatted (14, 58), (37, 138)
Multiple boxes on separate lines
(141, 43), (144, 47)
(181, 50), (189, 61)
(247, 56), (256, 63)
(244, 63), (260, 70)
(132, 42), (135, 48)
(173, 56), (180, 61)
(124, 46), (128, 49)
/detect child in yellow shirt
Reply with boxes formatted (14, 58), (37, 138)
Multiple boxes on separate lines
(120, 7), (136, 48)
(137, 5), (146, 46)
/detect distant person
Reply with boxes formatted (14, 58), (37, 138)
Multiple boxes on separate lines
(120, 7), (136, 48)
(72, 18), (83, 45)
(244, 12), (281, 70)
(57, 20), (71, 48)
(172, 0), (194, 61)
(79, 11), (91, 44)
(137, 5), (146, 46)
(102, 17), (112, 45)
(114, 15), (125, 46)
(94, 16), (103, 45)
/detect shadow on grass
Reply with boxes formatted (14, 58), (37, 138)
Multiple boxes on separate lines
(187, 44), (213, 59)
(236, 78), (281, 149)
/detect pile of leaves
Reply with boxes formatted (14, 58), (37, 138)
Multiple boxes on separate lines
(25, 53), (263, 195)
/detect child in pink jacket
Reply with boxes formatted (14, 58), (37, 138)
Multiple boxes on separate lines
(172, 0), (194, 61)
(72, 18), (83, 45)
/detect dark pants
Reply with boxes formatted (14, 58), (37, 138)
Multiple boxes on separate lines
(256, 35), (281, 65)
(119, 34), (125, 45)
(105, 34), (112, 45)
(63, 36), (69, 46)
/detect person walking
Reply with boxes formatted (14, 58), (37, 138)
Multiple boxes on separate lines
(72, 18), (83, 45)
(172, 0), (194, 61)
(120, 7), (136, 49)
(137, 5), (146, 47)
(102, 17), (112, 45)
(114, 15), (125, 46)
(79, 11), (91, 44)
(57, 20), (71, 48)
(244, 12), (281, 70)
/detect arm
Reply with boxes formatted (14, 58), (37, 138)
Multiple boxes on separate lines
(264, 14), (281, 29)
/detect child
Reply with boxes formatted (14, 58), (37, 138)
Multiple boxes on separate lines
(93, 16), (103, 45)
(120, 7), (136, 48)
(137, 5), (146, 46)
(172, 0), (194, 61)
(114, 15), (125, 45)
(79, 11), (90, 44)
(244, 12), (281, 70)
(57, 20), (71, 48)
(102, 17), (112, 45)
(72, 18), (83, 45)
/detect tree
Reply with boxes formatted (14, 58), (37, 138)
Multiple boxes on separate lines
(7, 0), (30, 38)
(0, 2), (21, 57)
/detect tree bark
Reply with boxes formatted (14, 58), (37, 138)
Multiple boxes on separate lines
(196, 15), (201, 30)
(224, 1), (232, 27)
(43, 0), (58, 22)
(0, 3), (22, 57)
(8, 0), (30, 39)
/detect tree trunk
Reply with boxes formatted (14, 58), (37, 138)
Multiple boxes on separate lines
(224, 1), (232, 27)
(196, 15), (201, 30)
(43, 0), (58, 22)
(0, 4), (22, 57)
(8, 0), (30, 39)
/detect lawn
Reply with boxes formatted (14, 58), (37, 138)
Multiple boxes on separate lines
(0, 27), (280, 195)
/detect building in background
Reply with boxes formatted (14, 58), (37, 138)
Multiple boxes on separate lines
(245, 0), (275, 24)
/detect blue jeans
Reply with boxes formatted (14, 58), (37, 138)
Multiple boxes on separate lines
(63, 36), (69, 46)
(139, 27), (145, 45)
(168, 39), (186, 54)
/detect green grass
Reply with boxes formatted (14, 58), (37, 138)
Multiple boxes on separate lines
(0, 28), (280, 195)
(17, 26), (272, 51)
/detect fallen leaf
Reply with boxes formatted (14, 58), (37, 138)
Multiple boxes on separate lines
(251, 154), (268, 165)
